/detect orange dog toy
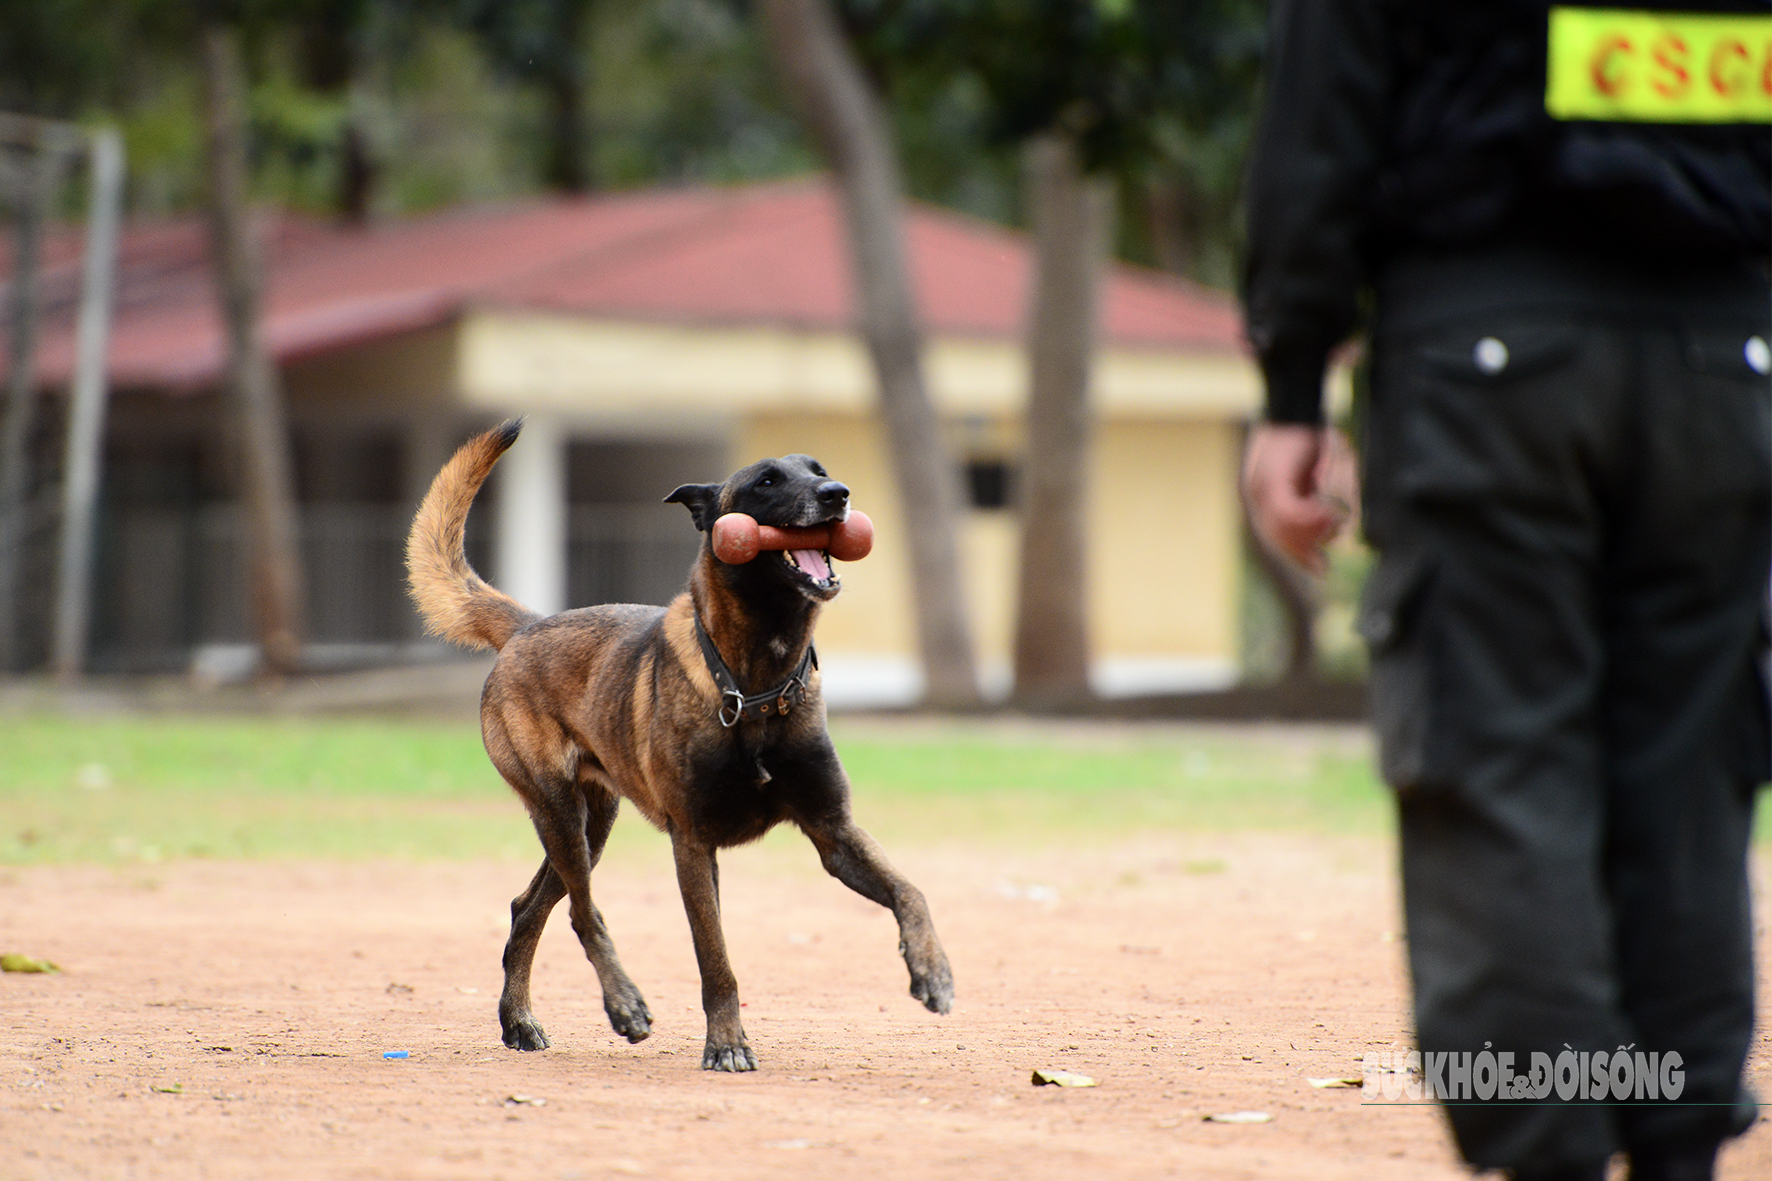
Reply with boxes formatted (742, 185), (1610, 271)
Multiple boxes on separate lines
(710, 510), (875, 565)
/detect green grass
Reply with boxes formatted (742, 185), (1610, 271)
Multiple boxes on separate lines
(0, 713), (1392, 865)
(833, 721), (1388, 842)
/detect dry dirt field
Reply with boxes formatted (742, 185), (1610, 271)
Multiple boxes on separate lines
(3, 832), (1767, 1180)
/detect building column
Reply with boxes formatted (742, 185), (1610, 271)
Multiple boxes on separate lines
(495, 413), (567, 618)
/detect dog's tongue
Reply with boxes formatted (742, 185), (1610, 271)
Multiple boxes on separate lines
(793, 548), (831, 582)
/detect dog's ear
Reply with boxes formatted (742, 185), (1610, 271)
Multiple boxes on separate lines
(664, 483), (721, 532)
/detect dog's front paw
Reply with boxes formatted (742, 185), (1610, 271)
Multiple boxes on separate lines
(702, 1041), (758, 1072)
(501, 1015), (551, 1052)
(909, 957), (954, 1016)
(606, 994), (653, 1044)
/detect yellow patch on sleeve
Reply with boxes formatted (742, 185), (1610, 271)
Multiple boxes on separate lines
(1547, 7), (1772, 122)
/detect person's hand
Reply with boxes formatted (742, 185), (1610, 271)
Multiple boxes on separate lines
(1242, 423), (1358, 574)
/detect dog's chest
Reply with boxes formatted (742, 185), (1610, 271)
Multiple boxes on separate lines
(683, 738), (813, 847)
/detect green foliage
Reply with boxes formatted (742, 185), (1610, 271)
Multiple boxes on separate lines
(0, 0), (133, 119)
(837, 0), (1265, 284)
(365, 22), (549, 211)
(0, 0), (1266, 284)
(591, 0), (817, 187)
(844, 0), (1261, 174)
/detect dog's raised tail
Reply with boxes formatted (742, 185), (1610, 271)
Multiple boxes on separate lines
(406, 420), (541, 652)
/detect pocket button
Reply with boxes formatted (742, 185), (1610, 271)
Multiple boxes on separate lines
(1359, 608), (1396, 647)
(1473, 337), (1509, 375)
(1745, 335), (1770, 376)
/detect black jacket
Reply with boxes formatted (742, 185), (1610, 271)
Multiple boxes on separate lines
(1242, 0), (1772, 423)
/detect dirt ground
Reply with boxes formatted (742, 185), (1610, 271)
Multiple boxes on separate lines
(3, 832), (1767, 1180)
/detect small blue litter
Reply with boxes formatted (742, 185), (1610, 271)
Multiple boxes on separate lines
(382, 1050), (409, 1060)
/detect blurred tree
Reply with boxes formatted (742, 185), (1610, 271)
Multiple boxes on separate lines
(455, 0), (599, 191)
(757, 0), (982, 709)
(1011, 128), (1111, 708)
(0, 0), (132, 120)
(291, 0), (376, 218)
(843, 0), (1263, 282)
(200, 11), (308, 676)
(1117, 0), (1263, 289)
(592, 0), (815, 187)
(840, 0), (1266, 704)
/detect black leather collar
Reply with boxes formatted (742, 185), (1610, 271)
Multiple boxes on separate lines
(691, 609), (817, 728)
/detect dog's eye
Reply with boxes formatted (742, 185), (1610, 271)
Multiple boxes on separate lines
(758, 477), (773, 487)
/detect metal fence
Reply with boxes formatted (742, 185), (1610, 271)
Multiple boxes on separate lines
(567, 504), (700, 612)
(4, 501), (699, 673)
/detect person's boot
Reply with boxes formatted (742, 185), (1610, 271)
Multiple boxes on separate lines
(1629, 1087), (1759, 1181)
(1726, 1086), (1760, 1139)
(1627, 1141), (1716, 1181)
(1511, 1160), (1607, 1181)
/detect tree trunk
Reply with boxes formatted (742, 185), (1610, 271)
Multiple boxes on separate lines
(0, 117), (76, 671)
(1144, 174), (1200, 279)
(542, 0), (594, 193)
(1238, 418), (1321, 685)
(339, 119), (375, 221)
(0, 165), (44, 672)
(201, 24), (306, 677)
(1247, 518), (1320, 684)
(1011, 134), (1113, 709)
(297, 4), (377, 220)
(543, 68), (591, 193)
(757, 0), (981, 708)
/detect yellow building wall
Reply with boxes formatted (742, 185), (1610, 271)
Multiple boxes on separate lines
(734, 411), (1243, 671)
(457, 313), (1262, 422)
(1087, 417), (1243, 663)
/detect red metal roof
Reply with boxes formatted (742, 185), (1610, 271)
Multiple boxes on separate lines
(1, 178), (1244, 393)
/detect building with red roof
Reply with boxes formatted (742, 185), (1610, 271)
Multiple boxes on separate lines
(3, 179), (1259, 698)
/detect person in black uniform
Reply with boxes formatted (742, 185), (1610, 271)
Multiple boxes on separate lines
(1239, 3), (1770, 1180)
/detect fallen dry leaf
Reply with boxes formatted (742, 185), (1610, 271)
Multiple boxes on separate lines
(1, 953), (61, 974)
(1204, 1110), (1272, 1124)
(1030, 1069), (1097, 1088)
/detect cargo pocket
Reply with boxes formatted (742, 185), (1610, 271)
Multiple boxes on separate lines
(1375, 322), (1584, 509)
(1416, 324), (1580, 387)
(1358, 550), (1437, 791)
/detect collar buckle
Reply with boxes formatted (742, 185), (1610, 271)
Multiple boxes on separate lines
(718, 689), (747, 729)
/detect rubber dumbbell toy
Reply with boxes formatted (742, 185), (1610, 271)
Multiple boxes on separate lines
(710, 510), (874, 565)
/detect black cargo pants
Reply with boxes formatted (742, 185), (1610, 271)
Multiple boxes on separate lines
(1359, 258), (1771, 1172)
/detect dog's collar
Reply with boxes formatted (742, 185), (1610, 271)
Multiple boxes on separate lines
(691, 610), (817, 728)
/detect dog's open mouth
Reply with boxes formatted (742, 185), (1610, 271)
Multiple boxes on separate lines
(782, 546), (838, 594)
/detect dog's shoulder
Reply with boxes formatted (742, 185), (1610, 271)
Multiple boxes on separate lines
(658, 594), (719, 702)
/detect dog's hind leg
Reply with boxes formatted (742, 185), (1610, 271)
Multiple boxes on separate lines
(510, 780), (653, 1048)
(804, 819), (955, 1016)
(669, 831), (755, 1072)
(499, 857), (565, 1050)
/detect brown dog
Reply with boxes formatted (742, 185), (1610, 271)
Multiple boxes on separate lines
(405, 422), (953, 1071)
